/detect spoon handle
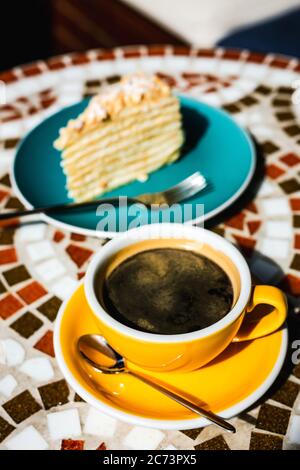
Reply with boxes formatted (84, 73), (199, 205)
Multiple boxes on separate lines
(129, 370), (236, 433)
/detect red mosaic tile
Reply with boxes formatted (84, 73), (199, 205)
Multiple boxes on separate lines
(96, 50), (115, 61)
(196, 48), (215, 57)
(0, 294), (23, 319)
(66, 244), (93, 268)
(290, 198), (300, 211)
(0, 70), (18, 84)
(28, 106), (39, 115)
(232, 235), (256, 257)
(17, 281), (47, 304)
(2, 112), (22, 123)
(246, 52), (266, 64)
(16, 97), (29, 104)
(173, 47), (191, 56)
(41, 97), (56, 109)
(39, 88), (53, 97)
(123, 48), (142, 58)
(280, 152), (300, 167)
(0, 104), (15, 112)
(247, 220), (261, 235)
(295, 63), (300, 73)
(22, 64), (43, 77)
(53, 230), (65, 243)
(222, 49), (242, 60)
(77, 272), (85, 280)
(61, 439), (84, 450)
(269, 57), (290, 69)
(156, 72), (176, 87)
(0, 190), (9, 202)
(71, 233), (86, 242)
(34, 330), (55, 357)
(96, 442), (107, 450)
(71, 54), (90, 65)
(225, 212), (245, 230)
(47, 59), (66, 70)
(147, 46), (167, 56)
(294, 234), (300, 249)
(245, 202), (258, 213)
(280, 274), (300, 296)
(0, 247), (17, 265)
(0, 218), (20, 229)
(266, 164), (285, 179)
(206, 86), (218, 93)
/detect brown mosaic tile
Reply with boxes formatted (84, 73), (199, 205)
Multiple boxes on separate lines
(196, 48), (215, 58)
(71, 53), (90, 65)
(4, 197), (24, 210)
(4, 138), (19, 149)
(284, 125), (300, 137)
(261, 141), (280, 155)
(106, 75), (121, 85)
(223, 104), (241, 114)
(266, 164), (285, 179)
(269, 57), (290, 69)
(0, 279), (6, 294)
(272, 98), (291, 107)
(37, 296), (62, 321)
(240, 95), (258, 106)
(293, 363), (300, 379)
(222, 49), (242, 60)
(96, 442), (107, 450)
(256, 403), (290, 435)
(0, 294), (23, 319)
(255, 85), (272, 95)
(291, 253), (300, 271)
(279, 178), (300, 194)
(34, 330), (55, 357)
(281, 152), (300, 167)
(77, 272), (85, 280)
(246, 52), (266, 63)
(47, 59), (66, 70)
(96, 50), (115, 61)
(277, 86), (294, 95)
(2, 265), (30, 286)
(0, 70), (18, 84)
(66, 244), (93, 268)
(224, 212), (245, 230)
(61, 439), (84, 450)
(195, 435), (230, 450)
(0, 229), (14, 245)
(10, 312), (43, 338)
(293, 214), (300, 227)
(245, 201), (258, 213)
(250, 432), (283, 450)
(22, 64), (43, 77)
(85, 79), (101, 87)
(3, 390), (42, 423)
(0, 416), (15, 443)
(0, 247), (17, 265)
(275, 111), (294, 122)
(180, 428), (203, 440)
(74, 393), (85, 402)
(53, 230), (65, 243)
(0, 174), (11, 187)
(17, 281), (47, 304)
(38, 379), (69, 410)
(271, 380), (300, 407)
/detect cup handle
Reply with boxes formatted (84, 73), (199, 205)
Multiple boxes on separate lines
(233, 285), (287, 342)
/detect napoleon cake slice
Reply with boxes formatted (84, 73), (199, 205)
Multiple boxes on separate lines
(54, 73), (184, 202)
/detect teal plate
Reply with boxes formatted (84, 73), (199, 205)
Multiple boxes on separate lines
(13, 96), (256, 237)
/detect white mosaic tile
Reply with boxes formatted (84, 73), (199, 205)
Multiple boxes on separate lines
(17, 224), (47, 242)
(19, 357), (54, 382)
(123, 426), (165, 450)
(34, 258), (66, 283)
(164, 444), (178, 450)
(0, 339), (25, 366)
(47, 409), (81, 440)
(257, 180), (276, 198)
(84, 407), (117, 438)
(52, 276), (78, 300)
(260, 197), (291, 216)
(287, 414), (300, 445)
(264, 221), (293, 239)
(259, 238), (290, 260)
(0, 374), (17, 398)
(5, 425), (48, 450)
(26, 240), (56, 262)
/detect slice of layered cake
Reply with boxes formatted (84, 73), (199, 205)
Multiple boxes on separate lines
(54, 73), (184, 201)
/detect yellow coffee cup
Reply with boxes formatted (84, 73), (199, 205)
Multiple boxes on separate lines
(84, 223), (287, 372)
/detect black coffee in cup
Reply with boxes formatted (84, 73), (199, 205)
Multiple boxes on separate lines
(100, 247), (234, 335)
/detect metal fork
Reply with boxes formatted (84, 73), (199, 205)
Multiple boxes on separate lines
(0, 172), (207, 221)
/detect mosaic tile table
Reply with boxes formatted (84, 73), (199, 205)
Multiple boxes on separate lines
(0, 46), (300, 451)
